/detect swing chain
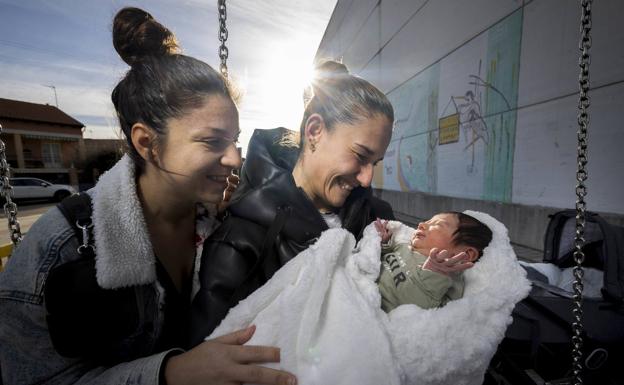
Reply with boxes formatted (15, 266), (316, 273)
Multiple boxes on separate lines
(0, 124), (22, 246)
(572, 0), (592, 384)
(218, 0), (229, 78)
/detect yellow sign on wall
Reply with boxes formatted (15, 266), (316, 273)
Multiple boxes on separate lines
(438, 113), (460, 144)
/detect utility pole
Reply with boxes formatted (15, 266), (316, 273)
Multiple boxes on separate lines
(42, 84), (58, 107)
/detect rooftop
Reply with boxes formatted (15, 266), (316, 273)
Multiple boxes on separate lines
(0, 98), (84, 128)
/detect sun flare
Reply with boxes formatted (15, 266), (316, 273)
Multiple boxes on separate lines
(237, 40), (318, 153)
(262, 46), (315, 127)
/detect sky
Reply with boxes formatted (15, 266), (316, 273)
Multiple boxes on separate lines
(0, 0), (337, 154)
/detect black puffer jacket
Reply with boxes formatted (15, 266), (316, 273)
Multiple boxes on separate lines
(190, 128), (394, 345)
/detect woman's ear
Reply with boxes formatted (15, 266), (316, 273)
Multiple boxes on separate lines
(303, 113), (326, 146)
(464, 247), (479, 262)
(130, 123), (157, 162)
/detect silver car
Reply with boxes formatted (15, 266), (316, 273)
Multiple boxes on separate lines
(3, 178), (76, 202)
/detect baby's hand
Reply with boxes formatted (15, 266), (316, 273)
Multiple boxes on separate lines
(374, 218), (392, 244)
(422, 248), (474, 276)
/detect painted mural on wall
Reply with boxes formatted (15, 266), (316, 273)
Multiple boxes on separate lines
(383, 64), (439, 193)
(483, 11), (522, 202)
(377, 9), (522, 203)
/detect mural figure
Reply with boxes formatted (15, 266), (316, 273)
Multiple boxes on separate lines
(405, 154), (414, 172)
(380, 9), (521, 202)
(441, 61), (512, 176)
(452, 90), (488, 174)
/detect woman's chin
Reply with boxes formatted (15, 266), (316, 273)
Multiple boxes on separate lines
(198, 189), (225, 206)
(324, 198), (347, 211)
(327, 186), (352, 207)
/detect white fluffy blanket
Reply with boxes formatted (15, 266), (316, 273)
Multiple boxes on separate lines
(209, 211), (531, 385)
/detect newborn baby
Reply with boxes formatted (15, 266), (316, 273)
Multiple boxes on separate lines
(375, 212), (492, 312)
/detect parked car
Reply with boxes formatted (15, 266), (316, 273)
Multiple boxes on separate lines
(1, 178), (76, 202)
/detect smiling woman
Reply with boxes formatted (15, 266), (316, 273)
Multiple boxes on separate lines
(0, 7), (298, 385)
(138, 94), (241, 205)
(191, 60), (397, 343)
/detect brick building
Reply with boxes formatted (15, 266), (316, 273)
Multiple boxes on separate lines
(0, 98), (84, 186)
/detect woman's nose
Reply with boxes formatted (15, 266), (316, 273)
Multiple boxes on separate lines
(417, 222), (426, 230)
(222, 142), (242, 170)
(356, 163), (374, 188)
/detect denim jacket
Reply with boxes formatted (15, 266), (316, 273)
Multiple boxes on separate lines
(0, 156), (218, 384)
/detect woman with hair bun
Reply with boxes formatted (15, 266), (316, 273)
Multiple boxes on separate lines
(191, 60), (396, 343)
(0, 7), (295, 385)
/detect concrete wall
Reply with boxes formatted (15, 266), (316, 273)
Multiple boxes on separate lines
(317, 0), (624, 248)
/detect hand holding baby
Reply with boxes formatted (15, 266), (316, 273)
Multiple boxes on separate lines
(422, 248), (473, 276)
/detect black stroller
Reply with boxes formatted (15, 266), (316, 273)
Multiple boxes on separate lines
(486, 210), (624, 385)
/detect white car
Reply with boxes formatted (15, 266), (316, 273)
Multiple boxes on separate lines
(4, 178), (76, 202)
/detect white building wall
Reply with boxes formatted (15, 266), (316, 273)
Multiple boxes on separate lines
(316, 0), (624, 215)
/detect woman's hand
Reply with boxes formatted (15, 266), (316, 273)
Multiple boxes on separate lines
(164, 325), (296, 385)
(422, 248), (474, 276)
(218, 173), (240, 213)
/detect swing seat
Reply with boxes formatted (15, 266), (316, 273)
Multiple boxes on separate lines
(493, 284), (624, 384)
(489, 210), (624, 384)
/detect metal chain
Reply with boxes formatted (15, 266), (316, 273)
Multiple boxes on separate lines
(572, 1), (592, 384)
(0, 124), (22, 246)
(218, 0), (229, 78)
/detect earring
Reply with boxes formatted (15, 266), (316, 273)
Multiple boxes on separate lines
(309, 140), (316, 153)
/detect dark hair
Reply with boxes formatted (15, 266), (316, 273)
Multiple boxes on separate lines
(111, 7), (235, 172)
(302, 61), (349, 105)
(282, 60), (394, 149)
(445, 212), (493, 258)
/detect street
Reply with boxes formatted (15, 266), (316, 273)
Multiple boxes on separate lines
(0, 201), (56, 244)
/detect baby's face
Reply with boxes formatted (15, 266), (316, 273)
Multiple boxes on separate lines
(411, 213), (459, 252)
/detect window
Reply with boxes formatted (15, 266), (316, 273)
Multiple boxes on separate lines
(42, 143), (62, 168)
(22, 179), (46, 186)
(9, 179), (24, 186)
(8, 179), (45, 186)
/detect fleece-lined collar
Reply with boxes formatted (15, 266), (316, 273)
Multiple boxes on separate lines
(90, 155), (156, 289)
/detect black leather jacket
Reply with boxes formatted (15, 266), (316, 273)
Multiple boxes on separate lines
(190, 128), (394, 345)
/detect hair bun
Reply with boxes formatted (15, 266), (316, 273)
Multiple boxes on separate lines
(314, 60), (349, 80)
(303, 60), (350, 104)
(113, 7), (180, 66)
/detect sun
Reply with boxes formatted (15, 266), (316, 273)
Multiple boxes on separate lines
(235, 39), (325, 156)
(248, 42), (317, 130)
